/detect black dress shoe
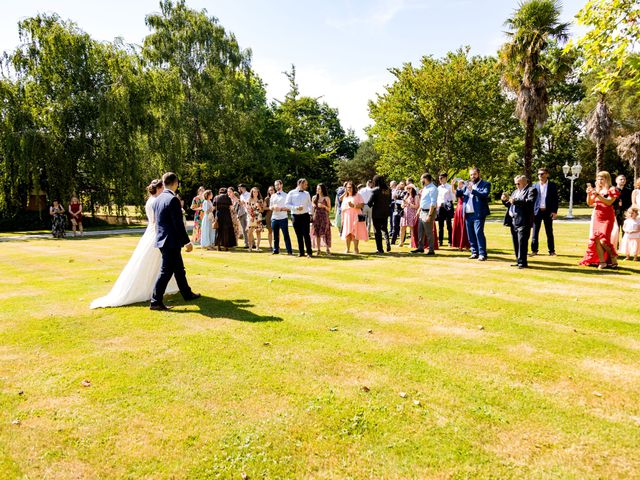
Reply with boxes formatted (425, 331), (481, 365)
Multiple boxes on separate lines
(518, 265), (528, 269)
(183, 293), (201, 301)
(425, 251), (435, 256)
(510, 264), (520, 267)
(150, 304), (172, 311)
(478, 256), (487, 261)
(468, 254), (478, 259)
(410, 249), (424, 254)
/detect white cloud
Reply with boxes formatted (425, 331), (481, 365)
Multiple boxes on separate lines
(253, 57), (394, 139)
(326, 0), (429, 30)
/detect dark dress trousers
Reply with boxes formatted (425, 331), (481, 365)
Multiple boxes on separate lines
(503, 185), (537, 267)
(532, 181), (559, 254)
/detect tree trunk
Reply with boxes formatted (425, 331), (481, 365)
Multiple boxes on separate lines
(595, 140), (604, 174)
(523, 117), (535, 180)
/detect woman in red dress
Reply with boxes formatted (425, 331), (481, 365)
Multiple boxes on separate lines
(580, 171), (620, 269)
(451, 179), (470, 250)
(68, 196), (83, 236)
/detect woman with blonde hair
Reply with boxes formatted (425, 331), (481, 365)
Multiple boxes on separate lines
(68, 196), (83, 236)
(246, 187), (264, 252)
(580, 171), (620, 269)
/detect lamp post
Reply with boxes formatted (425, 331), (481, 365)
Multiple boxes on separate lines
(562, 161), (582, 219)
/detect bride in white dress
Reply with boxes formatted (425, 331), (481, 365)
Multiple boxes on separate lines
(90, 180), (178, 308)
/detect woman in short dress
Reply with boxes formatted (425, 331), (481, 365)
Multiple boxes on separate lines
(190, 186), (205, 244)
(312, 183), (332, 255)
(399, 185), (419, 247)
(246, 187), (264, 252)
(68, 197), (83, 236)
(263, 185), (275, 252)
(580, 171), (619, 269)
(227, 188), (244, 241)
(340, 181), (368, 254)
(50, 200), (66, 239)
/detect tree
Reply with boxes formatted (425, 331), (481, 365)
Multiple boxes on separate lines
(585, 99), (613, 173)
(272, 66), (358, 189)
(499, 0), (570, 180)
(336, 140), (378, 185)
(617, 132), (640, 181)
(368, 48), (521, 182)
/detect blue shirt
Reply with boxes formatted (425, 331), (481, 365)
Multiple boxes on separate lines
(420, 183), (438, 210)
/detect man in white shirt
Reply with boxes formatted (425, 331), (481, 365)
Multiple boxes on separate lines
(269, 180), (293, 255)
(285, 178), (313, 257)
(436, 172), (454, 246)
(359, 180), (374, 236)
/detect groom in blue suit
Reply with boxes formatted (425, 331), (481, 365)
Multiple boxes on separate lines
(458, 167), (491, 261)
(150, 172), (200, 310)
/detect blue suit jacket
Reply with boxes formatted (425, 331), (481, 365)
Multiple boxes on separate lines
(458, 179), (491, 218)
(154, 190), (191, 249)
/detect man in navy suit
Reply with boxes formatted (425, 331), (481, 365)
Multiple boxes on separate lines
(530, 168), (559, 256)
(459, 167), (491, 261)
(150, 172), (200, 311)
(502, 175), (538, 268)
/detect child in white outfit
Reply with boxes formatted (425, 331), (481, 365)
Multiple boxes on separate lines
(619, 207), (640, 261)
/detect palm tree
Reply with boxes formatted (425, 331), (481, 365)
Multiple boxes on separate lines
(588, 97), (613, 173)
(499, 0), (570, 180)
(616, 131), (640, 181)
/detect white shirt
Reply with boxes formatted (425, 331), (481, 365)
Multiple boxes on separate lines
(359, 187), (374, 204)
(464, 185), (475, 214)
(285, 189), (312, 215)
(437, 183), (453, 207)
(269, 191), (289, 220)
(240, 191), (250, 203)
(539, 182), (548, 209)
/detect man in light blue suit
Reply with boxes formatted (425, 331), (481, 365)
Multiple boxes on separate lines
(458, 167), (491, 261)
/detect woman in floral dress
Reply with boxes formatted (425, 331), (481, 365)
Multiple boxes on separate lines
(312, 183), (332, 255)
(190, 186), (205, 244)
(246, 187), (264, 252)
(50, 200), (66, 239)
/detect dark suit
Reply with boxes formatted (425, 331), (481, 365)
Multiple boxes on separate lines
(151, 189), (194, 306)
(531, 181), (558, 254)
(368, 187), (392, 253)
(503, 185), (537, 267)
(458, 179), (491, 257)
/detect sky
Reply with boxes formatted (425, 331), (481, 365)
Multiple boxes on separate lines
(0, 0), (588, 137)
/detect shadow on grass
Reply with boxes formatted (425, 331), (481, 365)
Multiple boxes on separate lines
(166, 296), (283, 322)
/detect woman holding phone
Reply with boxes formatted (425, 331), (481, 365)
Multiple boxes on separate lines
(580, 171), (619, 269)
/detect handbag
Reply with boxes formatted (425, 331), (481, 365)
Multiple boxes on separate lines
(357, 213), (366, 222)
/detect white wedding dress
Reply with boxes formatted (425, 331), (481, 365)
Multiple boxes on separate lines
(90, 196), (179, 308)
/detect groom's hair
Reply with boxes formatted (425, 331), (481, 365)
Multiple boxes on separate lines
(162, 172), (179, 188)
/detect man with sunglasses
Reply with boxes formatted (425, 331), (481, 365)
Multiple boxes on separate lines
(531, 168), (559, 257)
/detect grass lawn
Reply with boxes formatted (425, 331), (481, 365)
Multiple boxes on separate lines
(0, 222), (638, 479)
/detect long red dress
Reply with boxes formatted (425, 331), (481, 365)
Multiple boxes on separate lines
(580, 187), (619, 266)
(451, 193), (470, 250)
(410, 212), (439, 249)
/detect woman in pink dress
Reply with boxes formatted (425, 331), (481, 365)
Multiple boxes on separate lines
(451, 179), (470, 250)
(399, 185), (419, 247)
(580, 171), (620, 269)
(340, 181), (368, 254)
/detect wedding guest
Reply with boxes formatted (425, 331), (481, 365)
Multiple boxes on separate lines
(633, 179), (640, 208)
(619, 207), (640, 261)
(286, 178), (313, 257)
(399, 185), (419, 247)
(236, 184), (250, 248)
(501, 175), (537, 268)
(213, 188), (237, 251)
(263, 185), (275, 251)
(436, 173), (453, 246)
(368, 175), (392, 254)
(200, 190), (214, 250)
(335, 182), (347, 234)
(50, 200), (66, 239)
(451, 179), (470, 250)
(390, 181), (406, 244)
(68, 196), (83, 237)
(389, 180), (397, 233)
(359, 180), (374, 236)
(530, 168), (559, 256)
(247, 187), (264, 252)
(270, 180), (293, 255)
(614, 175), (633, 238)
(190, 186), (205, 244)
(460, 167), (491, 261)
(580, 171), (619, 269)
(312, 183), (332, 255)
(177, 195), (188, 229)
(228, 188), (244, 241)
(340, 181), (368, 254)
(412, 173), (437, 255)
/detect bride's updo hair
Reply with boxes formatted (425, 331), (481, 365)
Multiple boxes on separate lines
(147, 179), (163, 195)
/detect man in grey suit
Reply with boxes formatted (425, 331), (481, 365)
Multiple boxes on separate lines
(502, 175), (538, 269)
